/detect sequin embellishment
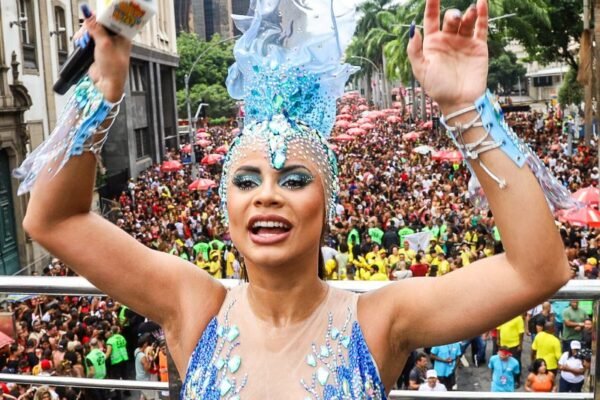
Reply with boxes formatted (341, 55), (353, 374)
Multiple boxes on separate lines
(300, 309), (387, 400)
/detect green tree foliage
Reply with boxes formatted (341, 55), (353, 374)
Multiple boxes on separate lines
(176, 32), (237, 119)
(525, 0), (583, 70)
(558, 67), (583, 106)
(487, 51), (526, 94)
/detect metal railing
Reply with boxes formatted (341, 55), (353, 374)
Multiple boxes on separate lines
(0, 278), (598, 399)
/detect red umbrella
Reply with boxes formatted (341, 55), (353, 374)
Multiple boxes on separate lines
(196, 139), (212, 148)
(196, 128), (206, 133)
(188, 178), (217, 191)
(561, 207), (600, 228)
(0, 331), (14, 349)
(331, 134), (356, 142)
(433, 150), (463, 163)
(348, 128), (367, 136)
(368, 111), (385, 120)
(382, 109), (398, 115)
(197, 131), (211, 139)
(181, 144), (192, 154)
(216, 145), (229, 154)
(387, 116), (401, 123)
(231, 128), (241, 135)
(358, 105), (369, 111)
(201, 154), (224, 165)
(357, 118), (371, 125)
(160, 160), (183, 172)
(360, 123), (375, 130)
(572, 187), (600, 205)
(335, 120), (350, 129)
(392, 101), (403, 108)
(403, 131), (421, 141)
(336, 114), (353, 121)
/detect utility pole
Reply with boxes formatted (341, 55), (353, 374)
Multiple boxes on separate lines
(583, 0), (593, 144)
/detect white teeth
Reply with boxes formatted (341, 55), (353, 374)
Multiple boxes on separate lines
(251, 220), (290, 229)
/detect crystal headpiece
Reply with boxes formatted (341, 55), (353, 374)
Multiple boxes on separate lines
(220, 0), (359, 222)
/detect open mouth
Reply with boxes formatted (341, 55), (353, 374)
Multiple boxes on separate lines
(249, 220), (292, 236)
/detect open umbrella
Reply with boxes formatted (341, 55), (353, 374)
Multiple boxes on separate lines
(197, 131), (211, 139)
(181, 144), (192, 154)
(0, 331), (14, 349)
(413, 145), (434, 155)
(382, 109), (397, 115)
(422, 121), (433, 129)
(402, 131), (421, 141)
(216, 145), (229, 155)
(358, 105), (369, 111)
(196, 139), (212, 148)
(392, 101), (403, 109)
(160, 160), (183, 172)
(572, 187), (600, 205)
(331, 134), (355, 142)
(561, 207), (600, 228)
(196, 128), (206, 133)
(387, 116), (401, 123)
(433, 150), (463, 163)
(336, 114), (353, 121)
(360, 123), (375, 130)
(348, 128), (367, 136)
(335, 120), (350, 129)
(231, 128), (241, 135)
(189, 178), (217, 191)
(201, 154), (224, 165)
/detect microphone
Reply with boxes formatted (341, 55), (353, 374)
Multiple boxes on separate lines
(53, 1), (157, 95)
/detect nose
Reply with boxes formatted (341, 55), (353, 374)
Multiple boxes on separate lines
(253, 177), (283, 209)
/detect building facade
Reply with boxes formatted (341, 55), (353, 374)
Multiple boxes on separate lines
(0, 0), (179, 274)
(174, 0), (250, 38)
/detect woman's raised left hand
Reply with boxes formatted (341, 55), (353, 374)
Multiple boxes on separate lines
(407, 0), (489, 115)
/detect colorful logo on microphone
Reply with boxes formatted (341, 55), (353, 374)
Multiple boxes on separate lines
(112, 1), (146, 28)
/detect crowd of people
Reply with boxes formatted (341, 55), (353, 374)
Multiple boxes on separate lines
(1, 91), (598, 396)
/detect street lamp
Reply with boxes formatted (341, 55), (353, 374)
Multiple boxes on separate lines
(346, 55), (383, 107)
(184, 35), (240, 171)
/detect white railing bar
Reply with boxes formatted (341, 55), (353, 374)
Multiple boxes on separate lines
(0, 374), (168, 390)
(388, 392), (593, 399)
(0, 277), (598, 298)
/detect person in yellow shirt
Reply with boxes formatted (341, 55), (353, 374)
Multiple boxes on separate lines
(325, 259), (338, 280)
(195, 253), (208, 270)
(459, 243), (477, 267)
(369, 265), (389, 281)
(208, 251), (222, 279)
(531, 320), (562, 376)
(399, 241), (416, 264)
(387, 246), (401, 272)
(435, 253), (450, 276)
(498, 314), (525, 386)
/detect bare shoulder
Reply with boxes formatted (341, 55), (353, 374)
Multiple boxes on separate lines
(158, 253), (228, 376)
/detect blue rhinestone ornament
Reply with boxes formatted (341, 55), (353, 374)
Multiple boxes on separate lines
(219, 0), (359, 225)
(13, 76), (115, 195)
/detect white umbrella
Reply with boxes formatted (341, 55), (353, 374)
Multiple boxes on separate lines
(413, 145), (434, 155)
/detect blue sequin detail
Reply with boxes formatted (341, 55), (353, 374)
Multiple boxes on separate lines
(182, 307), (386, 399)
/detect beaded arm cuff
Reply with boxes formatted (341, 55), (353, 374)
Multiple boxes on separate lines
(441, 90), (578, 211)
(13, 76), (123, 195)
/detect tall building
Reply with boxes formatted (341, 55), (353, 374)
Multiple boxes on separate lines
(0, 0), (180, 274)
(174, 0), (251, 38)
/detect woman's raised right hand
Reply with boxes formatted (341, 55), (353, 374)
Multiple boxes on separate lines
(75, 8), (132, 103)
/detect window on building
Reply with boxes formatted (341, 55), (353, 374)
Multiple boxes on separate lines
(533, 76), (553, 88)
(135, 128), (152, 159)
(129, 64), (146, 93)
(54, 6), (68, 67)
(18, 0), (37, 69)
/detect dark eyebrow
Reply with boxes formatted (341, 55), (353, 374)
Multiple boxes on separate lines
(234, 164), (312, 174)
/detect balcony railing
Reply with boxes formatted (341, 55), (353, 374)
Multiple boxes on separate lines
(0, 278), (599, 399)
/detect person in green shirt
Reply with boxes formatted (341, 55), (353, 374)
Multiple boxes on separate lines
(106, 325), (129, 390)
(347, 227), (360, 247)
(193, 240), (210, 261)
(209, 238), (225, 251)
(398, 222), (415, 247)
(85, 338), (107, 400)
(368, 225), (384, 246)
(562, 301), (588, 352)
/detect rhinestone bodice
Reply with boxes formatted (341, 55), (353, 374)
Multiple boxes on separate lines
(181, 284), (386, 399)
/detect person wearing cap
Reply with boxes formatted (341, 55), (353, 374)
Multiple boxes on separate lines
(488, 346), (520, 392)
(418, 369), (447, 392)
(558, 340), (585, 392)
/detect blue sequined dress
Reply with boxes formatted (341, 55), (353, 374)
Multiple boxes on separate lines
(181, 284), (387, 399)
